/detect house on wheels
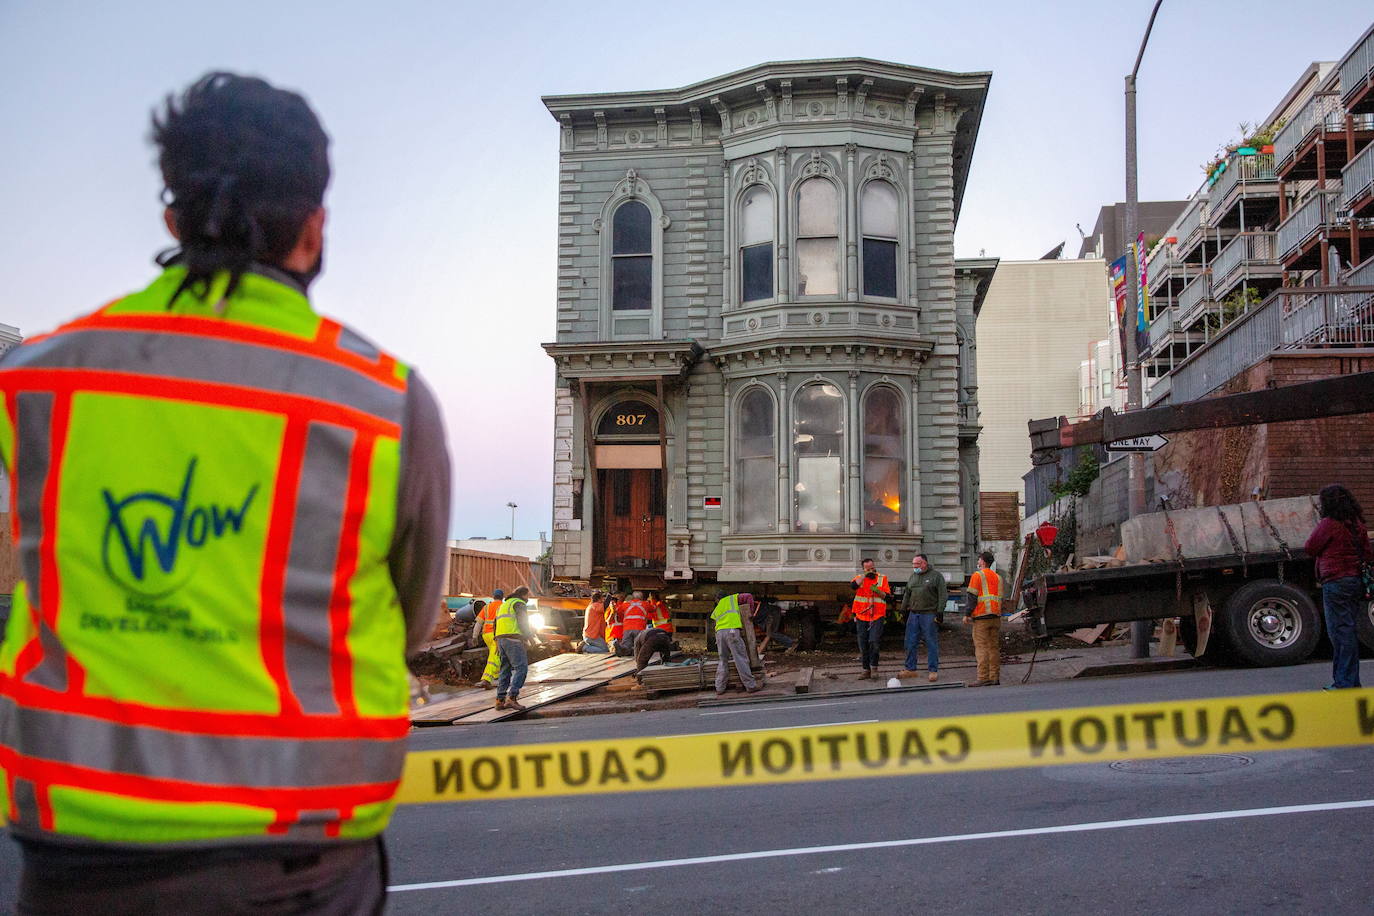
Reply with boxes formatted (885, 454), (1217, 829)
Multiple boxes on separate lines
(541, 59), (996, 637)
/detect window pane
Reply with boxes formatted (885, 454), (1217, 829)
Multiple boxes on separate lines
(612, 256), (652, 310)
(862, 239), (898, 298)
(796, 238), (839, 296)
(612, 201), (651, 254)
(793, 383), (844, 532)
(742, 242), (774, 302)
(863, 387), (905, 531)
(862, 181), (899, 238)
(740, 185), (773, 246)
(737, 390), (774, 457)
(797, 178), (838, 237)
(738, 458), (775, 531)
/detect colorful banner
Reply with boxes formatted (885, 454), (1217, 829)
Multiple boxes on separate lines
(1110, 256), (1129, 373)
(1134, 232), (1150, 357)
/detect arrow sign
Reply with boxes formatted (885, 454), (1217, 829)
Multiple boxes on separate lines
(1108, 435), (1169, 452)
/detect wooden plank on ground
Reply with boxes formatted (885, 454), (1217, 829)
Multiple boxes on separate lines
(409, 688), (492, 725)
(794, 667), (815, 694)
(451, 679), (606, 724)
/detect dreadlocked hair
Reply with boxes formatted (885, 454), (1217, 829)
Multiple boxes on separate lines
(151, 72), (330, 307)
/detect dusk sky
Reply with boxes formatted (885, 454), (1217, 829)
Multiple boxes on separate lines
(3, 2), (1370, 540)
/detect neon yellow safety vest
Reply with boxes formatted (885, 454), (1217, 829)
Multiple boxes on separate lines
(494, 599), (524, 637)
(711, 594), (743, 630)
(0, 265), (413, 847)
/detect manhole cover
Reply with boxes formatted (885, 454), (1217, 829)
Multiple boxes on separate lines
(1110, 754), (1253, 775)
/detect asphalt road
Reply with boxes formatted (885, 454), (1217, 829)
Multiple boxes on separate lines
(3, 660), (1373, 913)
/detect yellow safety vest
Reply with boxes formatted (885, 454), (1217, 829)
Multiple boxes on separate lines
(0, 265), (412, 847)
(711, 594), (743, 630)
(495, 598), (524, 637)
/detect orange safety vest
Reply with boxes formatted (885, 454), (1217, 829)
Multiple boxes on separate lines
(967, 568), (1004, 619)
(478, 600), (500, 635)
(850, 572), (890, 622)
(605, 602), (624, 640)
(648, 599), (672, 634)
(621, 599), (649, 632)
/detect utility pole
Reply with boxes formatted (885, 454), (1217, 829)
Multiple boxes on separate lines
(1124, 0), (1164, 658)
(506, 501), (518, 540)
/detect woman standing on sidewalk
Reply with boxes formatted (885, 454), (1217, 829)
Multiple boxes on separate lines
(1304, 484), (1371, 690)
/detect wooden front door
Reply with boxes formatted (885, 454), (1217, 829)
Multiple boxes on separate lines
(596, 468), (666, 569)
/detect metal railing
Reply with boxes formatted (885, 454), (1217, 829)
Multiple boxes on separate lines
(1211, 231), (1278, 295)
(1147, 306), (1174, 350)
(1177, 273), (1212, 327)
(1344, 141), (1374, 212)
(1277, 191), (1336, 260)
(1171, 294), (1281, 402)
(1146, 243), (1173, 290)
(1211, 152), (1276, 205)
(1274, 93), (1344, 168)
(1280, 287), (1374, 348)
(1176, 196), (1208, 252)
(1339, 26), (1374, 108)
(1145, 372), (1172, 406)
(1348, 256), (1374, 287)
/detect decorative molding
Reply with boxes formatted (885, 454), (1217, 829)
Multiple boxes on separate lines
(654, 107), (668, 144)
(689, 106), (702, 144)
(559, 113), (574, 149)
(593, 110), (608, 150)
(780, 80), (793, 120)
(854, 78), (873, 117)
(740, 157), (767, 187)
(865, 153), (896, 182)
(756, 83), (776, 123)
(542, 340), (704, 380)
(710, 96), (731, 138)
(836, 76), (849, 118)
(905, 87), (924, 125)
(799, 150), (834, 178)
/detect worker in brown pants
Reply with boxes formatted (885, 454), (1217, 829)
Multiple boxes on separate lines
(963, 551), (1003, 686)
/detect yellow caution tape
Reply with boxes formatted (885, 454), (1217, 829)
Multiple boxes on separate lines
(396, 689), (1374, 805)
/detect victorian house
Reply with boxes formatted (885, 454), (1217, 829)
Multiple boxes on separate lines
(542, 58), (995, 595)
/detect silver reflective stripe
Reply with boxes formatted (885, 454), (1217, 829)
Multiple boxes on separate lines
(0, 697), (407, 789)
(6, 328), (404, 424)
(12, 777), (40, 826)
(281, 423), (355, 715)
(14, 392), (71, 692)
(336, 326), (380, 360)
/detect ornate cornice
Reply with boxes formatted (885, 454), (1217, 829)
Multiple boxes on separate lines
(542, 340), (704, 380)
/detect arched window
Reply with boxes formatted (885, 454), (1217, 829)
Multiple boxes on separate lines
(793, 382), (844, 532)
(739, 185), (774, 303)
(611, 201), (652, 312)
(735, 389), (775, 531)
(796, 178), (839, 297)
(861, 182), (899, 298)
(862, 387), (906, 531)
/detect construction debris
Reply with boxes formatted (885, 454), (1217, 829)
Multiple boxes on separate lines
(410, 652), (637, 725)
(637, 659), (766, 696)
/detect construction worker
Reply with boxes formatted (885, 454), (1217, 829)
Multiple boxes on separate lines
(963, 551), (1004, 686)
(711, 592), (760, 695)
(605, 593), (625, 654)
(620, 589), (650, 654)
(901, 553), (947, 682)
(647, 590), (673, 634)
(495, 586), (538, 711)
(473, 587), (505, 686)
(851, 558), (892, 679)
(581, 591), (609, 653)
(632, 626), (675, 677)
(0, 72), (450, 911)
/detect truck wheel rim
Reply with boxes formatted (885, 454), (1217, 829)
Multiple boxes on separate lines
(1247, 597), (1300, 649)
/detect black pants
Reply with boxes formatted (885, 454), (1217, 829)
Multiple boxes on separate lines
(17, 836), (387, 915)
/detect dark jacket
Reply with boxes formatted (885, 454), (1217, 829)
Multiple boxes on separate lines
(902, 568), (948, 613)
(1304, 518), (1372, 582)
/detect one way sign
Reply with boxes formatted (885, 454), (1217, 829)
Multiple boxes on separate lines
(1108, 435), (1169, 452)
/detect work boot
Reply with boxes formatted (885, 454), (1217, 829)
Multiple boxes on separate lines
(928, 672), (939, 683)
(506, 698), (527, 712)
(494, 697), (507, 709)
(898, 669), (921, 679)
(859, 669), (872, 680)
(746, 685), (761, 694)
(478, 680), (493, 690)
(784, 644), (798, 656)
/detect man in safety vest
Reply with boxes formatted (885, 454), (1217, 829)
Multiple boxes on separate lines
(711, 592), (760, 695)
(605, 593), (625, 654)
(963, 551), (1004, 686)
(851, 558), (892, 679)
(473, 587), (505, 686)
(620, 590), (650, 654)
(580, 591), (609, 653)
(0, 73), (450, 911)
(494, 586), (538, 711)
(647, 590), (673, 634)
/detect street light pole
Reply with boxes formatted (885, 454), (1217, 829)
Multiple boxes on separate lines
(1125, 0), (1164, 659)
(506, 502), (518, 540)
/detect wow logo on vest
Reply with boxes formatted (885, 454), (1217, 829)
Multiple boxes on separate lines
(101, 457), (259, 598)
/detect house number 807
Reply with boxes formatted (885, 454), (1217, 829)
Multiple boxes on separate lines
(616, 414), (647, 426)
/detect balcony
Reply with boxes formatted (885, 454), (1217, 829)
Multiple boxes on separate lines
(1210, 231), (1281, 299)
(1277, 190), (1340, 264)
(1346, 140), (1374, 216)
(1176, 273), (1213, 328)
(1339, 24), (1374, 113)
(1273, 93), (1374, 181)
(1174, 196), (1209, 261)
(1170, 293), (1281, 402)
(1145, 372), (1172, 406)
(1280, 286), (1374, 348)
(1208, 151), (1278, 228)
(1147, 306), (1173, 351)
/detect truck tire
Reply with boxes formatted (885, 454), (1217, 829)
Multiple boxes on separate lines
(1357, 599), (1374, 655)
(1217, 580), (1320, 667)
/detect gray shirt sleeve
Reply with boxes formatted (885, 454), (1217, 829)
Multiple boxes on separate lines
(390, 370), (452, 657)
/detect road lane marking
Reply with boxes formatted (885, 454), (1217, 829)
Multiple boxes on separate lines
(699, 700), (854, 716)
(389, 797), (1374, 892)
(692, 720), (879, 738)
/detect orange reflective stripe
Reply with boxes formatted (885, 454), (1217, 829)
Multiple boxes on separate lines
(260, 419), (310, 717)
(0, 368), (400, 438)
(327, 432), (376, 717)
